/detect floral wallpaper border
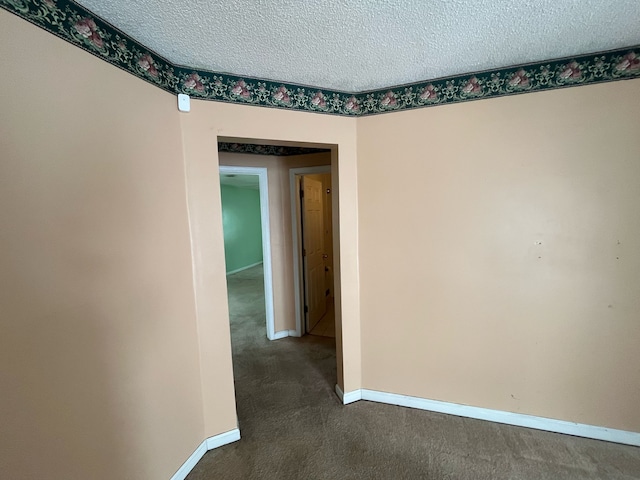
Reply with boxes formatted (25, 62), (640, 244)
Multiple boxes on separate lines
(218, 142), (329, 157)
(358, 49), (640, 116)
(2, 0), (640, 117)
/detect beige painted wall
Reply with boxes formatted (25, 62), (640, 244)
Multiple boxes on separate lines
(179, 102), (361, 406)
(357, 78), (640, 432)
(219, 152), (331, 333)
(0, 10), (205, 480)
(1, 11), (362, 477)
(10, 1), (639, 476)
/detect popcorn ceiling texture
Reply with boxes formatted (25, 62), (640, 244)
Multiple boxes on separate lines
(75, 0), (640, 92)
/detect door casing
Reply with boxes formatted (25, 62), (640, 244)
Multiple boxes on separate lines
(289, 165), (331, 336)
(219, 165), (277, 340)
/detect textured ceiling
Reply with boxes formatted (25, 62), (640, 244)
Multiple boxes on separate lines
(74, 0), (640, 92)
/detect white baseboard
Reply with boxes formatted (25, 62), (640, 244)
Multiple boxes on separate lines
(270, 329), (299, 341)
(205, 429), (241, 450)
(170, 439), (207, 480)
(170, 428), (241, 480)
(226, 261), (263, 276)
(335, 384), (362, 405)
(352, 389), (640, 447)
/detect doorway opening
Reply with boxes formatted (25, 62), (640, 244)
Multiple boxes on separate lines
(290, 166), (335, 338)
(218, 141), (338, 343)
(219, 166), (276, 340)
(217, 139), (342, 418)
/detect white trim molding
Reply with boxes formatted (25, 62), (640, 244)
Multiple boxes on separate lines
(270, 329), (299, 340)
(289, 165), (332, 337)
(226, 261), (264, 276)
(219, 166), (276, 341)
(339, 388), (640, 447)
(205, 429), (241, 450)
(335, 384), (362, 405)
(271, 330), (290, 341)
(170, 428), (241, 480)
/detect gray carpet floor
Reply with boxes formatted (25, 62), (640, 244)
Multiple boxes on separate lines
(186, 265), (640, 479)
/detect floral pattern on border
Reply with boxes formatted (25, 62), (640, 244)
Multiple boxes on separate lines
(2, 0), (639, 117)
(218, 143), (330, 157)
(0, 0), (178, 92)
(355, 50), (640, 115)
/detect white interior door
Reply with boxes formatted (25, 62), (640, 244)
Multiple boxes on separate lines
(302, 176), (326, 332)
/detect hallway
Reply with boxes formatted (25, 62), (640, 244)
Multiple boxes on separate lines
(186, 265), (640, 479)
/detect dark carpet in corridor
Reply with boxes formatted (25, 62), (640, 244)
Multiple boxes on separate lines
(186, 265), (640, 479)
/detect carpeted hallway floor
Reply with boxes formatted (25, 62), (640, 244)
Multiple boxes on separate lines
(186, 264), (640, 479)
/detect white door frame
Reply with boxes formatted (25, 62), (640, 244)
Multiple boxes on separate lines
(219, 166), (277, 341)
(289, 165), (331, 337)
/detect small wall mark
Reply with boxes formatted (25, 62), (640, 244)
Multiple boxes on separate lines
(535, 240), (543, 260)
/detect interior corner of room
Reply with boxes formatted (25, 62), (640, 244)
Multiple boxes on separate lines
(2, 3), (640, 480)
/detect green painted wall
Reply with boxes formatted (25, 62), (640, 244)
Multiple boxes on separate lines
(220, 184), (263, 274)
